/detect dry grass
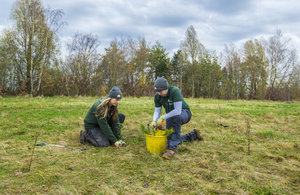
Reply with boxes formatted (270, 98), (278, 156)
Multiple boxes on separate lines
(0, 96), (299, 194)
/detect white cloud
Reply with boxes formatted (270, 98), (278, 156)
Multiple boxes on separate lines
(0, 25), (5, 32)
(1, 0), (300, 58)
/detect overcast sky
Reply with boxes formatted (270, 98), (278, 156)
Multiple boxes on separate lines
(1, 0), (300, 56)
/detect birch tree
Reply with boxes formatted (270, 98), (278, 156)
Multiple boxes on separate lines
(265, 29), (297, 99)
(66, 33), (100, 95)
(180, 25), (205, 97)
(243, 39), (268, 99)
(7, 0), (63, 96)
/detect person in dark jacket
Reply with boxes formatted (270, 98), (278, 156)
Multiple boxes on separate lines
(80, 86), (126, 147)
(151, 77), (203, 159)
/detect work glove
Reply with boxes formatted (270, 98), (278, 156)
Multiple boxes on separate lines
(150, 120), (157, 129)
(114, 140), (126, 147)
(157, 116), (165, 128)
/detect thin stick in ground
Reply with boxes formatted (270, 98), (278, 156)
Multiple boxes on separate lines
(218, 104), (222, 125)
(28, 134), (38, 171)
(245, 116), (251, 155)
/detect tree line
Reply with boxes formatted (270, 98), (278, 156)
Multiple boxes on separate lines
(1, 0), (299, 100)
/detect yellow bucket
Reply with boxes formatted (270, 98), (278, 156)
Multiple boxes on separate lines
(145, 134), (167, 154)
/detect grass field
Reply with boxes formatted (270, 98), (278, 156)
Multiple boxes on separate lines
(0, 96), (299, 194)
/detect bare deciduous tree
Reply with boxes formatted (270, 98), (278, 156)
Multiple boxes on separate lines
(221, 44), (245, 99)
(180, 25), (205, 97)
(264, 29), (297, 100)
(99, 39), (127, 92)
(4, 0), (64, 96)
(66, 33), (100, 95)
(243, 39), (269, 99)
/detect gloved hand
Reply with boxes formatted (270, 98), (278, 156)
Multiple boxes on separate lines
(114, 140), (126, 147)
(157, 116), (165, 127)
(150, 120), (157, 129)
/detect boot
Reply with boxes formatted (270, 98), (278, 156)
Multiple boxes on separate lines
(80, 130), (87, 145)
(162, 149), (176, 160)
(193, 128), (203, 141)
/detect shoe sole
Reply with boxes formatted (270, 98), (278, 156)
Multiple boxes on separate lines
(162, 155), (171, 160)
(162, 150), (175, 160)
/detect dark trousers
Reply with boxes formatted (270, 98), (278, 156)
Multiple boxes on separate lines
(166, 109), (195, 151)
(85, 113), (125, 147)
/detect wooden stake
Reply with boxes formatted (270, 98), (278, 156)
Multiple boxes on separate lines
(245, 116), (251, 155)
(28, 134), (38, 171)
(218, 104), (222, 125)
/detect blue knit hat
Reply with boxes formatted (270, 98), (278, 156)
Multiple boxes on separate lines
(154, 77), (169, 91)
(109, 86), (122, 99)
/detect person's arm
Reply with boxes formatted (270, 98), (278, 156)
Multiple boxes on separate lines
(153, 107), (162, 121)
(162, 101), (182, 119)
(111, 115), (121, 140)
(96, 117), (118, 144)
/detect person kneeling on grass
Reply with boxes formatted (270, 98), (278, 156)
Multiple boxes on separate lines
(80, 86), (126, 147)
(151, 77), (204, 160)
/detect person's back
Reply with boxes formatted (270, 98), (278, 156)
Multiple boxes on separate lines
(154, 85), (189, 113)
(84, 98), (103, 129)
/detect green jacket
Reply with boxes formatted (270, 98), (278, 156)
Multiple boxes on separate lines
(84, 98), (121, 143)
(154, 86), (190, 113)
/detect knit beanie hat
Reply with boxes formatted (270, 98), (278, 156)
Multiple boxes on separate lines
(154, 77), (169, 91)
(109, 86), (122, 99)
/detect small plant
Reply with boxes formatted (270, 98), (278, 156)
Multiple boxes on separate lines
(140, 122), (173, 136)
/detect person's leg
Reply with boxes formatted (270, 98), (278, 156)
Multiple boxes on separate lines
(180, 109), (192, 125)
(80, 130), (87, 144)
(177, 109), (197, 142)
(180, 128), (203, 142)
(166, 109), (195, 150)
(163, 110), (202, 159)
(179, 110), (203, 142)
(166, 109), (192, 151)
(85, 127), (111, 147)
(163, 110), (191, 159)
(166, 114), (181, 152)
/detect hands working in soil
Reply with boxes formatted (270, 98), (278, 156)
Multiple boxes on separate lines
(150, 120), (157, 129)
(157, 116), (165, 127)
(150, 116), (165, 129)
(114, 140), (126, 147)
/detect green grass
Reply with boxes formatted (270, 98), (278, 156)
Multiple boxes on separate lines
(0, 96), (299, 194)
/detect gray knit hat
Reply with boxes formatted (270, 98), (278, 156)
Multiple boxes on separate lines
(109, 86), (122, 99)
(154, 77), (169, 91)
